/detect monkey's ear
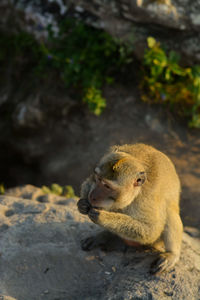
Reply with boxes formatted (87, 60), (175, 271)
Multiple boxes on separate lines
(134, 172), (146, 187)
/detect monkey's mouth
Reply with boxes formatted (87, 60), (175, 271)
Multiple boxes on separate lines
(93, 206), (103, 210)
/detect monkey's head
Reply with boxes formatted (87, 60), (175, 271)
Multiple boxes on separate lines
(88, 152), (146, 210)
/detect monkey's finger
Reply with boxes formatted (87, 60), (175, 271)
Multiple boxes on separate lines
(88, 209), (99, 223)
(150, 255), (175, 274)
(77, 204), (90, 215)
(150, 256), (166, 274)
(77, 199), (91, 214)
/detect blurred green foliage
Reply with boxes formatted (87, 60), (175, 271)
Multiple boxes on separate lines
(83, 86), (106, 116)
(0, 30), (43, 74)
(0, 19), (133, 115)
(42, 19), (133, 115)
(42, 183), (76, 198)
(1, 22), (200, 127)
(141, 37), (200, 128)
(0, 184), (5, 195)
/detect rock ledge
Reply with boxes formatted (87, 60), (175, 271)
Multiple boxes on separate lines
(0, 185), (199, 300)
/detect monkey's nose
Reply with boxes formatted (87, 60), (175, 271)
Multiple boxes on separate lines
(89, 192), (97, 203)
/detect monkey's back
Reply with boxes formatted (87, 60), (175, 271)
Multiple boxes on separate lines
(114, 143), (181, 207)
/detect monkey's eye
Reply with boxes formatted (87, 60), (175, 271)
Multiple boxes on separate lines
(102, 182), (110, 189)
(95, 174), (101, 182)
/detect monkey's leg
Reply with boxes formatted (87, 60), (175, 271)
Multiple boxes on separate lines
(81, 231), (126, 252)
(151, 211), (183, 274)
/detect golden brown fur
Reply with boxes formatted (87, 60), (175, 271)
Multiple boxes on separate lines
(77, 143), (183, 274)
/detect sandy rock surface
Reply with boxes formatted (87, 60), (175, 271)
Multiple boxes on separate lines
(0, 185), (199, 300)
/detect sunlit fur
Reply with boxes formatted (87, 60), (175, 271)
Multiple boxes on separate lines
(79, 143), (183, 273)
(93, 150), (145, 210)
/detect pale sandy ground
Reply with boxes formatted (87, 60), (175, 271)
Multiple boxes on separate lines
(0, 185), (199, 300)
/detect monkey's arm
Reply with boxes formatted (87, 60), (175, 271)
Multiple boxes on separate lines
(88, 209), (157, 244)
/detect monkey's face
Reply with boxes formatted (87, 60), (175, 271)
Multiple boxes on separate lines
(88, 166), (146, 211)
(88, 174), (118, 210)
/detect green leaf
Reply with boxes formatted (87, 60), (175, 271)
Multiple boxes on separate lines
(165, 69), (171, 81)
(147, 37), (156, 48)
(63, 185), (75, 198)
(105, 76), (114, 84)
(169, 51), (180, 64)
(0, 184), (5, 195)
(83, 87), (106, 115)
(42, 186), (51, 194)
(189, 114), (200, 128)
(51, 183), (63, 195)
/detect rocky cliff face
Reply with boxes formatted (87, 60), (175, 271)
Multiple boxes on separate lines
(1, 0), (200, 63)
(70, 0), (200, 63)
(0, 185), (199, 300)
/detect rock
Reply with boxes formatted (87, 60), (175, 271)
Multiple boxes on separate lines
(70, 0), (200, 63)
(13, 99), (44, 129)
(0, 185), (199, 300)
(145, 114), (165, 134)
(184, 226), (200, 238)
(0, 91), (8, 107)
(1, 1), (200, 63)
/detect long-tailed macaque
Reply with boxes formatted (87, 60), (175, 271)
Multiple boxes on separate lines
(77, 144), (183, 274)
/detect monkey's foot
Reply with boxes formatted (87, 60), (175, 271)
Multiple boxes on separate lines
(150, 252), (178, 274)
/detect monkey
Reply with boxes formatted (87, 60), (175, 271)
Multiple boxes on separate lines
(77, 143), (183, 274)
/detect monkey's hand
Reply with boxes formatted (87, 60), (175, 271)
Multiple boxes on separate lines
(88, 208), (100, 223)
(77, 198), (91, 215)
